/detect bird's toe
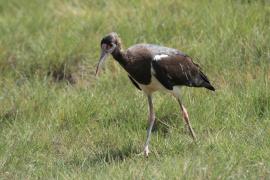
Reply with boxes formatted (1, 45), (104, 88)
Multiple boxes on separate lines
(144, 146), (150, 157)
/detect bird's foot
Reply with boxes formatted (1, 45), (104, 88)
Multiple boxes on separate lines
(144, 146), (150, 157)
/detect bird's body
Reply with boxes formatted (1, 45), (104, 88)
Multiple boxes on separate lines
(124, 44), (215, 93)
(96, 33), (215, 157)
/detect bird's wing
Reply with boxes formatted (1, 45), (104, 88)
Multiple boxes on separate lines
(151, 54), (213, 89)
(151, 59), (174, 90)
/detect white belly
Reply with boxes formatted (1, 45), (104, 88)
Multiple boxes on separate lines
(136, 76), (181, 97)
(138, 76), (168, 95)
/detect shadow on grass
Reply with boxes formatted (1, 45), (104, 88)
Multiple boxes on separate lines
(0, 108), (18, 129)
(154, 115), (179, 135)
(253, 94), (269, 119)
(90, 143), (139, 165)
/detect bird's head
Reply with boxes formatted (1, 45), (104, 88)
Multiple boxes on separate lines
(95, 32), (121, 76)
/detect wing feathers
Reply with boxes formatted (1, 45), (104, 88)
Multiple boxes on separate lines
(152, 54), (215, 91)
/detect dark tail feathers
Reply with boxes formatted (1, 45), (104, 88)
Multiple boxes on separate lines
(204, 83), (215, 91)
(199, 70), (215, 91)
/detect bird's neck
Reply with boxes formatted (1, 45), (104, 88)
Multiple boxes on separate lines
(111, 47), (128, 66)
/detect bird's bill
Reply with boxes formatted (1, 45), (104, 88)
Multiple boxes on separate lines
(95, 50), (108, 76)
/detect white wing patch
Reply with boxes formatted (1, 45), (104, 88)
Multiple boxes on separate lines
(153, 54), (169, 61)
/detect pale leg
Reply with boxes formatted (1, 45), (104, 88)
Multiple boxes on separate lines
(177, 98), (197, 141)
(144, 95), (155, 157)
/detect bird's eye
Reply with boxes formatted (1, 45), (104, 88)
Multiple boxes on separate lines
(107, 44), (112, 49)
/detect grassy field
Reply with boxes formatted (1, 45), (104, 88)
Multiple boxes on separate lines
(0, 0), (270, 179)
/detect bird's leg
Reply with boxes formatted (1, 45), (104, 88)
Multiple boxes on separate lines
(144, 95), (155, 157)
(177, 98), (197, 141)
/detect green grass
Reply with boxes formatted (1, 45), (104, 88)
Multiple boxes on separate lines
(0, 0), (270, 179)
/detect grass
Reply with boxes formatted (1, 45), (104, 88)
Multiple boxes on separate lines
(0, 0), (270, 179)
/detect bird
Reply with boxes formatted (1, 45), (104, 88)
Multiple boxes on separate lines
(95, 32), (215, 157)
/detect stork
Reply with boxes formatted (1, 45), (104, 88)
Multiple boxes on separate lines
(95, 32), (215, 157)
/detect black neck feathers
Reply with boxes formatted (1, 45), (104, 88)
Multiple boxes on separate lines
(111, 47), (127, 66)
